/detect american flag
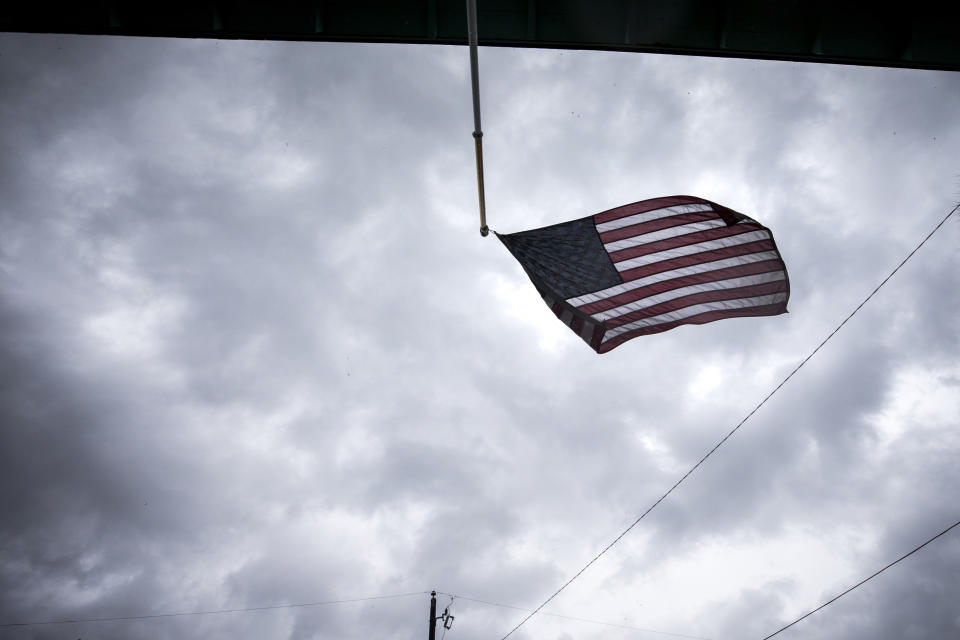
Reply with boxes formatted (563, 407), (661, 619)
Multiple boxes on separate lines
(497, 195), (790, 353)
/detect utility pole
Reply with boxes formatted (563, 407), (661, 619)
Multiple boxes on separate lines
(428, 590), (437, 640)
(428, 589), (455, 638)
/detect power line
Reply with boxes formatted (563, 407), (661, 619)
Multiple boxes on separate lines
(0, 591), (429, 629)
(497, 201), (960, 640)
(761, 517), (960, 639)
(441, 592), (711, 640)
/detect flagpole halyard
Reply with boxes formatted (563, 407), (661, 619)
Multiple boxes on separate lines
(466, 0), (489, 236)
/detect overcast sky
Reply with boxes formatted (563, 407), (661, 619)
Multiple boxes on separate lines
(0, 32), (958, 640)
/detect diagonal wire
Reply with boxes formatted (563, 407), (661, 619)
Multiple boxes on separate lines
(498, 201), (960, 640)
(761, 517), (960, 639)
(0, 591), (429, 628)
(442, 592), (710, 639)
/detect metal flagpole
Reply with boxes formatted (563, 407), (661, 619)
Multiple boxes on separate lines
(466, 0), (489, 237)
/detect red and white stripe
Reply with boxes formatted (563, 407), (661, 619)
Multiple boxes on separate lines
(559, 196), (788, 353)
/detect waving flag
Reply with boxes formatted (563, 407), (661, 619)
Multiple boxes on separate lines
(497, 195), (789, 353)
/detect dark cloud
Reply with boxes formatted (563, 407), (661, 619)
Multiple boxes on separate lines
(1, 32), (958, 640)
